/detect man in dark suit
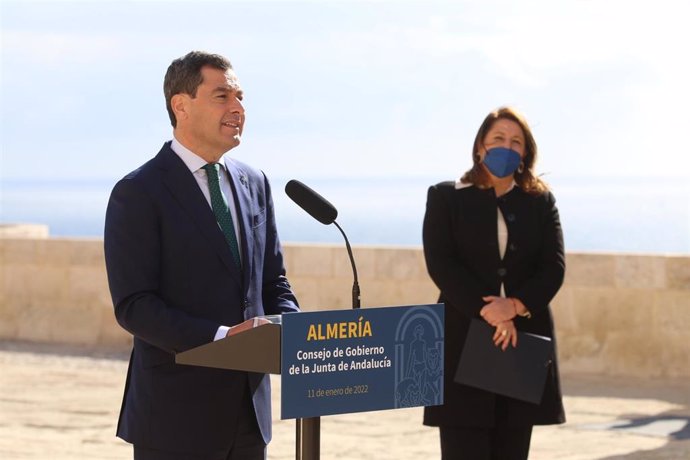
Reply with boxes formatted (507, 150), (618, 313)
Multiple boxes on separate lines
(104, 51), (299, 459)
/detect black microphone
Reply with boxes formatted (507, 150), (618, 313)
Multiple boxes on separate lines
(285, 180), (360, 309)
(285, 180), (338, 225)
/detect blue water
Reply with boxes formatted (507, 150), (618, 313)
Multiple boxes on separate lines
(1, 176), (688, 254)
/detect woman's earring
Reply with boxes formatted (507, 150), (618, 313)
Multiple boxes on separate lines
(517, 162), (525, 173)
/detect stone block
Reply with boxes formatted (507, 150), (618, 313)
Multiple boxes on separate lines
(393, 279), (439, 306)
(281, 243), (297, 261)
(614, 254), (666, 289)
(0, 239), (37, 264)
(0, 296), (21, 339)
(601, 332), (666, 378)
(361, 280), (399, 307)
(35, 238), (74, 266)
(551, 287), (577, 332)
(558, 334), (604, 359)
(315, 278), (353, 310)
(334, 246), (376, 279)
(557, 334), (606, 374)
(658, 331), (690, 377)
(15, 303), (66, 343)
(373, 247), (427, 280)
(284, 244), (334, 277)
(665, 256), (690, 290)
(291, 276), (353, 310)
(567, 287), (651, 337)
(358, 278), (433, 307)
(1, 265), (35, 306)
(68, 266), (110, 306)
(562, 288), (608, 337)
(565, 253), (615, 287)
(97, 305), (132, 349)
(29, 266), (70, 306)
(650, 289), (690, 334)
(69, 239), (106, 266)
(53, 303), (104, 345)
(288, 277), (321, 311)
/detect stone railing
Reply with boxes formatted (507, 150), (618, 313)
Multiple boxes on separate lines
(1, 232), (688, 377)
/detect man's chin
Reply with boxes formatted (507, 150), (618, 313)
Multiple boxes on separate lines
(223, 137), (241, 152)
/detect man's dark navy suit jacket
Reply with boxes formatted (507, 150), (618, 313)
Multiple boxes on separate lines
(104, 142), (299, 454)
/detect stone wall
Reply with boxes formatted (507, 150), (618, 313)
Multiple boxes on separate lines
(1, 234), (688, 377)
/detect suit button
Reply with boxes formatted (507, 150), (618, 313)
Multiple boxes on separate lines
(509, 243), (517, 252)
(506, 213), (516, 222)
(497, 268), (507, 277)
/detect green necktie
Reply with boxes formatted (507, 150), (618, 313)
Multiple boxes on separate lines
(202, 163), (241, 268)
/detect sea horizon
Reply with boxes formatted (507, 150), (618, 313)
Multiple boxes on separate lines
(1, 174), (688, 255)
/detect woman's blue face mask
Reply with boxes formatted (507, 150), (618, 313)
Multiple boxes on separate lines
(482, 147), (522, 178)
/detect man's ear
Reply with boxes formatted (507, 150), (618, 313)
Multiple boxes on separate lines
(171, 94), (190, 123)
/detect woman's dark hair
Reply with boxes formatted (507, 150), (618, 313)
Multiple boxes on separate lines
(460, 106), (548, 194)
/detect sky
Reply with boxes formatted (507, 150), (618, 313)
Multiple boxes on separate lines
(2, 0), (689, 185)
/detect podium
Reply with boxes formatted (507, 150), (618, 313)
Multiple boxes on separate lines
(176, 304), (444, 460)
(175, 317), (321, 459)
(176, 321), (281, 374)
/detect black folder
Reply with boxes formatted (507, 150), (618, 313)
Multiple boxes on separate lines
(454, 319), (553, 404)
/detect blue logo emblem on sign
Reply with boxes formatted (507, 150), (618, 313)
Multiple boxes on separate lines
(394, 307), (444, 408)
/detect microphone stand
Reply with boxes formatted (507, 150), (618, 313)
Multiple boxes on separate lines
(296, 221), (360, 460)
(333, 221), (360, 309)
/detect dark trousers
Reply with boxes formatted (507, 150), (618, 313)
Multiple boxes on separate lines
(439, 424), (532, 460)
(133, 389), (265, 460)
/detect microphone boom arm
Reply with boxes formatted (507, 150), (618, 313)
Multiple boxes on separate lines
(333, 221), (360, 309)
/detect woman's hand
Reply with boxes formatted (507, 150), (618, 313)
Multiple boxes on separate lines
(480, 296), (516, 326)
(492, 320), (518, 351)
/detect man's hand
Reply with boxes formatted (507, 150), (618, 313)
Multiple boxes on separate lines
(226, 317), (272, 337)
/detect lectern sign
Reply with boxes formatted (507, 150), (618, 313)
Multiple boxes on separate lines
(280, 304), (444, 419)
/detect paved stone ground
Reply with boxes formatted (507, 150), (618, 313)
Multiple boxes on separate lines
(1, 341), (688, 459)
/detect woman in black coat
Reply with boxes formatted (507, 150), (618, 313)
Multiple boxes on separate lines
(423, 107), (566, 460)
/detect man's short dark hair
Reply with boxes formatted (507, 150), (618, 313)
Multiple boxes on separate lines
(163, 51), (232, 127)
